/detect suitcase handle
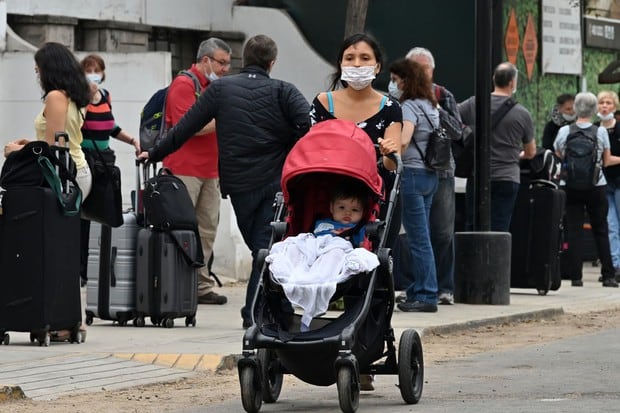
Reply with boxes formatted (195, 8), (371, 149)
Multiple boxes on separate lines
(110, 246), (117, 287)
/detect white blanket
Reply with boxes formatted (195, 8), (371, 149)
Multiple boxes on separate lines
(266, 233), (379, 330)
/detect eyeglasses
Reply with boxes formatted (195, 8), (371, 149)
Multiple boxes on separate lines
(207, 55), (231, 68)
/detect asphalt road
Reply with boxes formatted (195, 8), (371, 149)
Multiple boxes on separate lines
(178, 327), (620, 412)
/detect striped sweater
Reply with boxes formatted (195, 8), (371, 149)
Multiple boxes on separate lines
(81, 89), (121, 150)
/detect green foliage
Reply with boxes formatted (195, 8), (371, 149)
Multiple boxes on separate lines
(503, 0), (618, 144)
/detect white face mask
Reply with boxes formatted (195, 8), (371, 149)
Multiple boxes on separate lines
(388, 80), (403, 100)
(561, 112), (577, 122)
(86, 73), (102, 85)
(341, 65), (377, 90)
(598, 112), (615, 121)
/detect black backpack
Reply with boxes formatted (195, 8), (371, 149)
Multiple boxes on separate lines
(561, 124), (600, 190)
(139, 70), (200, 151)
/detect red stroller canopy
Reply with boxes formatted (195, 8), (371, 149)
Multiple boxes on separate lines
(281, 119), (383, 202)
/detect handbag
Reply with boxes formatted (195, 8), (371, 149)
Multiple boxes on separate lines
(0, 140), (82, 216)
(412, 105), (452, 171)
(81, 142), (123, 227)
(143, 167), (198, 230)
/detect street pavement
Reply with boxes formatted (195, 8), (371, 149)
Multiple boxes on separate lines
(1, 264), (619, 402)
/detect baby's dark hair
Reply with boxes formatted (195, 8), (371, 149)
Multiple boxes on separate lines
(331, 178), (370, 212)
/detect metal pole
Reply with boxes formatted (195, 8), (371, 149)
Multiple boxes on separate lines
(474, 0), (493, 231)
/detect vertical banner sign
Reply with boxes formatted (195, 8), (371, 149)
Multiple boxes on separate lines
(505, 8), (520, 64)
(522, 13), (538, 80)
(541, 0), (582, 75)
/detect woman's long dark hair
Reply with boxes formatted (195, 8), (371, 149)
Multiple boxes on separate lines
(389, 58), (436, 106)
(35, 42), (91, 108)
(329, 32), (384, 91)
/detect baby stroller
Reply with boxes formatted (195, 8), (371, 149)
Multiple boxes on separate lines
(238, 119), (424, 413)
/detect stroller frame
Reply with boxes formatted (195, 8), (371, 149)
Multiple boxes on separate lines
(238, 149), (424, 413)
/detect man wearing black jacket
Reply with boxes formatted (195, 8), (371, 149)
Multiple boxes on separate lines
(140, 34), (310, 328)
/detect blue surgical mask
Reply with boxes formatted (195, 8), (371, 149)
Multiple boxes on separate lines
(388, 80), (403, 100)
(86, 73), (102, 85)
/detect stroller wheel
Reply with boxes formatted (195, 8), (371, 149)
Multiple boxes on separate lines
(257, 348), (283, 403)
(398, 329), (424, 404)
(337, 365), (359, 413)
(240, 365), (263, 413)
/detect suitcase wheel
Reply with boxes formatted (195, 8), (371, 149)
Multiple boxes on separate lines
(151, 317), (161, 326)
(134, 317), (146, 328)
(162, 318), (174, 329)
(118, 319), (128, 327)
(2, 333), (9, 345)
(185, 316), (196, 327)
(537, 289), (549, 296)
(85, 315), (94, 326)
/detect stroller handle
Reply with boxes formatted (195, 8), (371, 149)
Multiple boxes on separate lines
(384, 151), (403, 174)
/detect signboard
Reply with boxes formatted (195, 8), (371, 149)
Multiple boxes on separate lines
(541, 0), (582, 75)
(584, 0), (620, 49)
(505, 8), (520, 65)
(522, 13), (538, 80)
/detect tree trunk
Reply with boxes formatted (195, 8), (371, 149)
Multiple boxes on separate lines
(343, 0), (368, 38)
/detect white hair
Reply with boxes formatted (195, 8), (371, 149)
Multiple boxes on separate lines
(406, 47), (435, 69)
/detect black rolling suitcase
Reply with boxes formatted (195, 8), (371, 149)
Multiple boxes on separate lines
(0, 186), (82, 346)
(134, 161), (200, 328)
(510, 181), (565, 295)
(0, 134), (82, 346)
(135, 228), (199, 328)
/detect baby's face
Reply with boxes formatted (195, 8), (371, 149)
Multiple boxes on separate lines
(330, 197), (363, 225)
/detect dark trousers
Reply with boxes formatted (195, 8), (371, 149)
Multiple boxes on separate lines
(430, 176), (455, 294)
(465, 180), (519, 232)
(563, 185), (615, 281)
(229, 180), (281, 322)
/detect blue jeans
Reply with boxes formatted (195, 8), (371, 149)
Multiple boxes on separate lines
(229, 180), (281, 322)
(607, 183), (620, 269)
(429, 175), (455, 295)
(401, 167), (438, 304)
(465, 180), (520, 232)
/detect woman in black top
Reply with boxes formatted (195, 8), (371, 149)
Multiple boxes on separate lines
(542, 93), (575, 150)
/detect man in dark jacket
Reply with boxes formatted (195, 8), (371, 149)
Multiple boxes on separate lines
(141, 34), (310, 328)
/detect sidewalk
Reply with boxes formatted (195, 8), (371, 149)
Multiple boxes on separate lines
(1, 264), (619, 402)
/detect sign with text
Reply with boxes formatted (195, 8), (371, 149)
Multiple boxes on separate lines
(541, 0), (582, 75)
(584, 0), (620, 50)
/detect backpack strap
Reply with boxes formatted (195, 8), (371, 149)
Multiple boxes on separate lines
(490, 97), (517, 129)
(179, 70), (202, 98)
(327, 91), (335, 115)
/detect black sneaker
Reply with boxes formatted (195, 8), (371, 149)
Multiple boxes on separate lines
(571, 279), (583, 287)
(198, 292), (227, 305)
(397, 300), (438, 313)
(602, 278), (619, 288)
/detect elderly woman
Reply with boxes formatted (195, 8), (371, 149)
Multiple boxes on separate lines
(554, 92), (620, 288)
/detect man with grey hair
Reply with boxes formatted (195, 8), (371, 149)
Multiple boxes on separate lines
(554, 91), (620, 287)
(163, 37), (233, 305)
(403, 46), (461, 305)
(459, 61), (536, 232)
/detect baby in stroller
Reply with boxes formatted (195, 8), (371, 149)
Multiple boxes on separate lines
(267, 179), (379, 331)
(239, 119), (423, 413)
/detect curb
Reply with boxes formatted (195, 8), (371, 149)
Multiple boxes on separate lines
(0, 384), (26, 402)
(419, 307), (565, 336)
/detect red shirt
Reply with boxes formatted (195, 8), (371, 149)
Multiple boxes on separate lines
(162, 64), (218, 178)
